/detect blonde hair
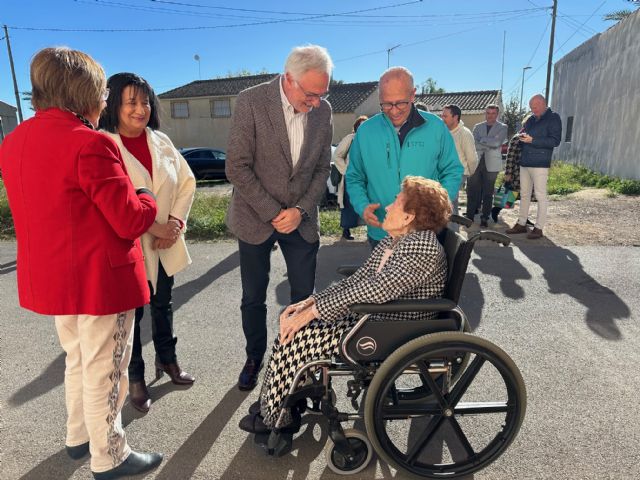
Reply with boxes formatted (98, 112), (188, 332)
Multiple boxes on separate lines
(30, 47), (106, 116)
(402, 176), (451, 232)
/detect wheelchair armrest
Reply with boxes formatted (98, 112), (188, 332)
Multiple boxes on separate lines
(337, 265), (359, 277)
(349, 298), (457, 314)
(467, 231), (511, 246)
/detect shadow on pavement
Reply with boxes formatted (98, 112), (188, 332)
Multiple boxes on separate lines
(18, 449), (85, 480)
(518, 244), (630, 340)
(154, 385), (249, 480)
(8, 250), (240, 408)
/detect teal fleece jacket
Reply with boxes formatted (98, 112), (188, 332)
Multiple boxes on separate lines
(346, 110), (463, 240)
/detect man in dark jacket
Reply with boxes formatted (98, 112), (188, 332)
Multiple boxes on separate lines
(506, 94), (562, 239)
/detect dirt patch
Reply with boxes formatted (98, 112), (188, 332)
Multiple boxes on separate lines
(469, 188), (640, 247)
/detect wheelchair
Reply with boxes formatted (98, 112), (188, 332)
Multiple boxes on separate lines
(255, 215), (526, 478)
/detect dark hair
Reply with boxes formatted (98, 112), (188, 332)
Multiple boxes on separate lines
(443, 104), (461, 122)
(485, 103), (500, 114)
(353, 115), (368, 132)
(99, 72), (160, 132)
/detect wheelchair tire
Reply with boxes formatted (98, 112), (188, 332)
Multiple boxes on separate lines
(324, 429), (373, 475)
(364, 332), (526, 479)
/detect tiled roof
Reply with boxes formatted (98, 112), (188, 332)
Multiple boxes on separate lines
(159, 75), (378, 113)
(159, 73), (278, 99)
(327, 81), (378, 113)
(415, 90), (502, 114)
(0, 100), (17, 112)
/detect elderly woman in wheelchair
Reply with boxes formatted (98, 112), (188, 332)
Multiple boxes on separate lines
(239, 176), (526, 478)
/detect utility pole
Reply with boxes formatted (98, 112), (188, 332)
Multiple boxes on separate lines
(3, 25), (23, 123)
(386, 44), (401, 69)
(500, 30), (506, 93)
(545, 0), (558, 103)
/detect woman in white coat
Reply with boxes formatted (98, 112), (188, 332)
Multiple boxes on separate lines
(332, 115), (367, 240)
(100, 73), (196, 413)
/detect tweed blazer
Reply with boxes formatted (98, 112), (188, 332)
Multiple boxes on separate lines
(312, 230), (447, 322)
(225, 75), (333, 244)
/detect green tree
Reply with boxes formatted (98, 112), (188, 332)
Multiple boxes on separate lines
(501, 96), (526, 137)
(603, 0), (639, 21)
(420, 77), (445, 94)
(217, 68), (269, 79)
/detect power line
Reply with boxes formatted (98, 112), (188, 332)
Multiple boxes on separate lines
(335, 10), (546, 63)
(10, 0), (423, 32)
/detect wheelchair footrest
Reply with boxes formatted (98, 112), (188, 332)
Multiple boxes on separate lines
(255, 431), (293, 457)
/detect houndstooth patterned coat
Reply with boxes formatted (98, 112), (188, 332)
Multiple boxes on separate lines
(259, 229), (447, 428)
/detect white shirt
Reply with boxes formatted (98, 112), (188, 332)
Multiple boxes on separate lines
(279, 75), (307, 167)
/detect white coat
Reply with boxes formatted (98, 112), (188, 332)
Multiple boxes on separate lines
(104, 128), (196, 290)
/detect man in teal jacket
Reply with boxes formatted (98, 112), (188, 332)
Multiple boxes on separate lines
(346, 67), (463, 246)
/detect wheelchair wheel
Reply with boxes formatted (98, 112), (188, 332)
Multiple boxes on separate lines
(391, 321), (471, 403)
(364, 332), (526, 479)
(324, 429), (373, 475)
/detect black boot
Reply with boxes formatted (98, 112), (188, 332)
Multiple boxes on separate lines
(92, 451), (163, 480)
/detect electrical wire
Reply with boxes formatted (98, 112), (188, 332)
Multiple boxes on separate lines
(11, 0), (423, 32)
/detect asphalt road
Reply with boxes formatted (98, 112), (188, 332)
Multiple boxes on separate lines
(1, 240), (639, 480)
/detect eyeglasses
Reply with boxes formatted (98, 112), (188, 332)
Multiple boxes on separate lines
(102, 89), (110, 101)
(294, 80), (329, 101)
(380, 100), (411, 112)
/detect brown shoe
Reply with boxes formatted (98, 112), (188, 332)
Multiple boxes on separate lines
(155, 361), (195, 385)
(527, 227), (543, 239)
(505, 223), (528, 234)
(129, 380), (151, 413)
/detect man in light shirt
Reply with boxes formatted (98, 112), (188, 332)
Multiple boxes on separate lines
(225, 45), (333, 391)
(440, 104), (478, 220)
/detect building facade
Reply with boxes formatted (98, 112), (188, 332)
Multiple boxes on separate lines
(552, 10), (640, 180)
(0, 101), (18, 143)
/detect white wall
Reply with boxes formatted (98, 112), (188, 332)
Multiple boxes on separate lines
(552, 11), (640, 180)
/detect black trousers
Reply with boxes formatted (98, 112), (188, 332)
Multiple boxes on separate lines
(129, 262), (176, 382)
(466, 156), (499, 222)
(238, 230), (319, 361)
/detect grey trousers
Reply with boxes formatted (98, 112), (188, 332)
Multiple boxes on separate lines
(466, 157), (499, 222)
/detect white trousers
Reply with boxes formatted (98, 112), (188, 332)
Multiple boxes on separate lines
(518, 166), (549, 229)
(54, 311), (134, 473)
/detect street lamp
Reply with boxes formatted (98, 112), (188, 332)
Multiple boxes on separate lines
(194, 54), (201, 80)
(519, 66), (532, 112)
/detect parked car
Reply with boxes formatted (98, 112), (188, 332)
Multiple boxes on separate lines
(179, 147), (226, 180)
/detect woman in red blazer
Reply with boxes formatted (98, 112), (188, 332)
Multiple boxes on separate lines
(0, 47), (174, 480)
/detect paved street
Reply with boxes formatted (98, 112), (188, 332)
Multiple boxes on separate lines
(1, 239), (639, 480)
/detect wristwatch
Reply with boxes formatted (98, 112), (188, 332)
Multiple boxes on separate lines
(295, 205), (309, 220)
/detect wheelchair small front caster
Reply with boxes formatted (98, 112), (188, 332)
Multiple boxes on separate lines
(266, 431), (293, 457)
(324, 428), (373, 475)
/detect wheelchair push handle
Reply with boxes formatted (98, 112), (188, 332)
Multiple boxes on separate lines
(468, 231), (511, 246)
(450, 214), (472, 227)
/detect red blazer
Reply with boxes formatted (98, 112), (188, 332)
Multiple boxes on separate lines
(0, 108), (157, 316)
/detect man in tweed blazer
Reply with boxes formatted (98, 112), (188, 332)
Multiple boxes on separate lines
(226, 45), (333, 390)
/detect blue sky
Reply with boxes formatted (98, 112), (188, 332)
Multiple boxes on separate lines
(0, 0), (630, 118)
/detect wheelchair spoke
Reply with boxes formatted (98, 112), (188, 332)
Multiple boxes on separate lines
(381, 403), (441, 418)
(447, 416), (475, 458)
(417, 361), (448, 409)
(405, 414), (445, 465)
(454, 401), (511, 415)
(448, 355), (485, 406)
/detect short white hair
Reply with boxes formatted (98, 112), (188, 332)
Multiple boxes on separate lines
(284, 45), (334, 80)
(380, 66), (414, 90)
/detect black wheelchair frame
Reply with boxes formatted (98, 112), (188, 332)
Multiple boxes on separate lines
(255, 216), (527, 478)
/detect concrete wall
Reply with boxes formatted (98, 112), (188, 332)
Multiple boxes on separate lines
(332, 88), (380, 144)
(552, 10), (640, 180)
(158, 96), (236, 150)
